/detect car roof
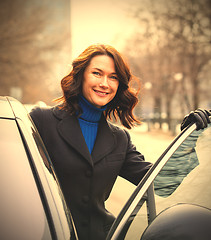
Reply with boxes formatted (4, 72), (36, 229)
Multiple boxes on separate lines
(0, 96), (31, 122)
(0, 96), (15, 119)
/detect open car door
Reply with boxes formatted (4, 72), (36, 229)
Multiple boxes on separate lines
(106, 123), (211, 240)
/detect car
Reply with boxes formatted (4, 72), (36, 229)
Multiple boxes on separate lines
(106, 115), (211, 239)
(0, 96), (78, 240)
(1, 96), (211, 240)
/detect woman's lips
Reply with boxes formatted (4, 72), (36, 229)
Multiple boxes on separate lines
(94, 89), (109, 96)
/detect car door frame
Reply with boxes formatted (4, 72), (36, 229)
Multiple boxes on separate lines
(7, 96), (78, 240)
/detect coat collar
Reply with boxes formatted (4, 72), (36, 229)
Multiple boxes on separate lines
(52, 106), (116, 167)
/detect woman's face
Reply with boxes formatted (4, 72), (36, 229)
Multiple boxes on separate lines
(82, 55), (119, 108)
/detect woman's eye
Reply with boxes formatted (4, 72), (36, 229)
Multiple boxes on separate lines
(110, 75), (118, 80)
(93, 71), (100, 76)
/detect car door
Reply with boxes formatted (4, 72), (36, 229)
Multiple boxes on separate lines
(106, 123), (211, 239)
(0, 97), (78, 240)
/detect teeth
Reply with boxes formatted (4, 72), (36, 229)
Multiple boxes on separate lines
(94, 90), (107, 95)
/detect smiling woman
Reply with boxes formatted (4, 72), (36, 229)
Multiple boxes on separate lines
(58, 44), (139, 129)
(30, 44), (152, 240)
(82, 55), (119, 108)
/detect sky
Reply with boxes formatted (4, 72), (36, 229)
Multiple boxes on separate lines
(70, 0), (138, 59)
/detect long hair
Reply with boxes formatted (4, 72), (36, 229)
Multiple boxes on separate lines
(56, 44), (140, 129)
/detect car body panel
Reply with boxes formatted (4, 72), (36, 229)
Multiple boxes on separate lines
(0, 96), (78, 240)
(0, 118), (52, 240)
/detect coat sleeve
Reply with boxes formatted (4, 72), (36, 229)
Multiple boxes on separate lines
(119, 130), (152, 185)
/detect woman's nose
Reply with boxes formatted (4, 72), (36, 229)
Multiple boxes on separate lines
(99, 76), (109, 87)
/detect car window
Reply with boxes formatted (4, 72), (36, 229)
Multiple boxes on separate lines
(107, 124), (211, 239)
(0, 119), (52, 240)
(154, 124), (211, 213)
(154, 129), (200, 197)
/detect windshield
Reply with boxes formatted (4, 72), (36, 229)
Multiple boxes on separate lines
(113, 124), (211, 240)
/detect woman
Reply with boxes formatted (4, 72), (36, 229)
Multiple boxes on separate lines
(30, 44), (210, 240)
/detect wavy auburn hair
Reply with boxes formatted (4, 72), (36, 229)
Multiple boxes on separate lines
(57, 44), (140, 129)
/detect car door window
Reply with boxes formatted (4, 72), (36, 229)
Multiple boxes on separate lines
(154, 129), (200, 197)
(154, 125), (211, 215)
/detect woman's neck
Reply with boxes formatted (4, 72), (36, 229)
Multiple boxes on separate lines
(78, 95), (106, 123)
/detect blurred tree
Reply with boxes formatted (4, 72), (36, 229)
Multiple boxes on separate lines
(159, 0), (211, 109)
(125, 0), (211, 132)
(0, 0), (70, 104)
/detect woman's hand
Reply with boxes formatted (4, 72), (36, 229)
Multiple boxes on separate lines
(181, 109), (211, 131)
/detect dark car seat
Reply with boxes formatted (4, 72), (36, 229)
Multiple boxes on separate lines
(141, 203), (211, 240)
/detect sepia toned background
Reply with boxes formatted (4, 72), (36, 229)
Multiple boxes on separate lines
(1, 0), (211, 135)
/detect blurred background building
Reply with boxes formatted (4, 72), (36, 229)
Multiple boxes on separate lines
(0, 0), (210, 134)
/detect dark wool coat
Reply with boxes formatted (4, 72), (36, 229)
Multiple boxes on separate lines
(30, 106), (152, 240)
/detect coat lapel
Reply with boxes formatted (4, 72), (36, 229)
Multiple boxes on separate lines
(53, 106), (93, 167)
(53, 106), (116, 166)
(91, 116), (116, 164)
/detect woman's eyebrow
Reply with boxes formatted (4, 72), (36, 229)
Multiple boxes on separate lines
(92, 67), (103, 72)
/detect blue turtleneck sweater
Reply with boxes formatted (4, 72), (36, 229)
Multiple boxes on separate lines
(78, 96), (106, 153)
